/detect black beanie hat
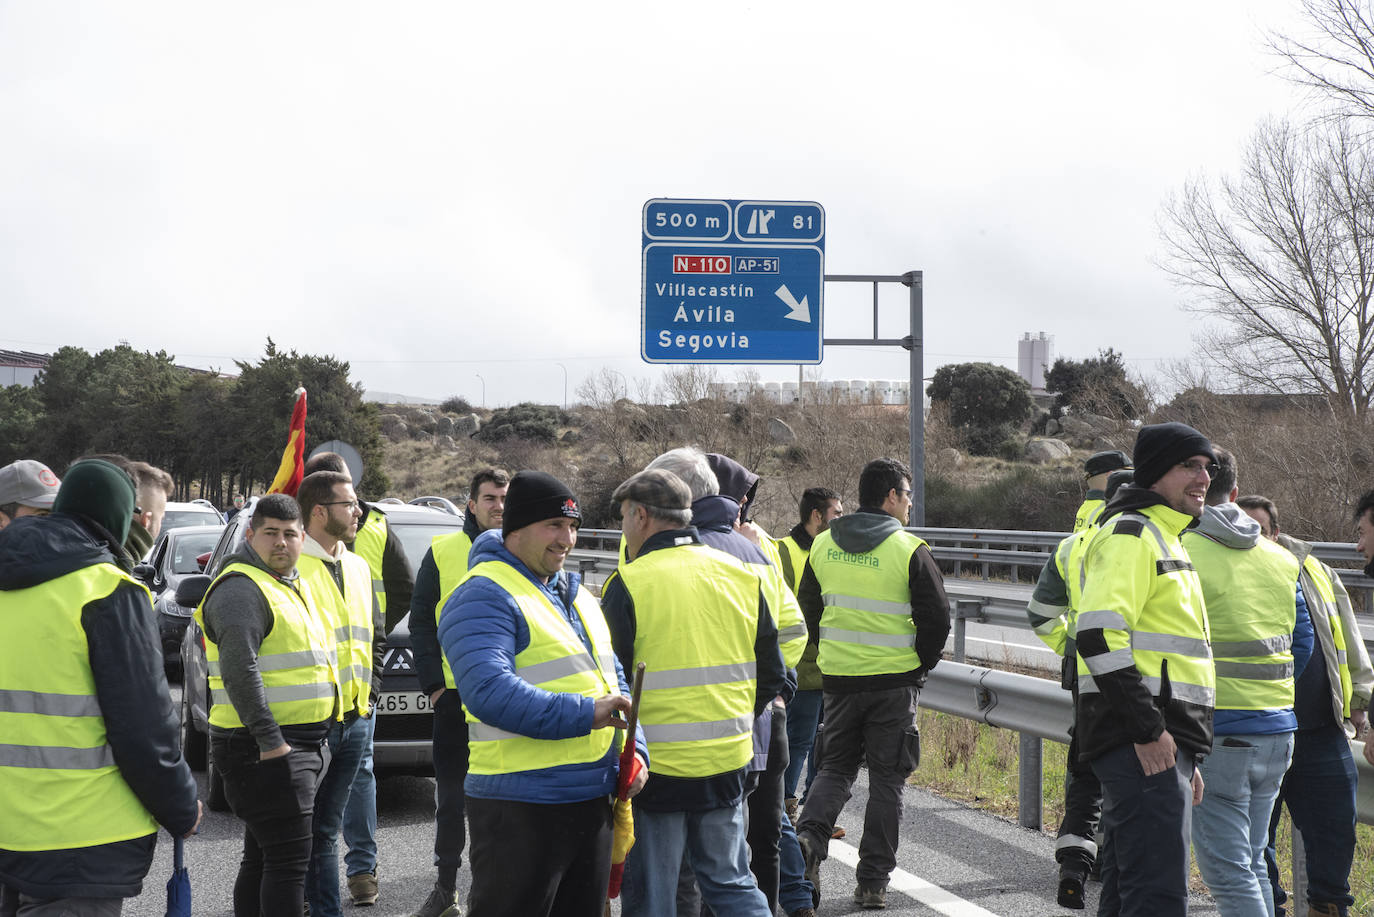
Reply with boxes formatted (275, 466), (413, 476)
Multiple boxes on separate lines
(501, 470), (581, 536)
(53, 458), (136, 544)
(1084, 450), (1131, 478)
(1132, 422), (1215, 489)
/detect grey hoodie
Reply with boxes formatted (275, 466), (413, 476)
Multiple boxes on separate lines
(797, 508), (951, 692)
(1191, 502), (1262, 550)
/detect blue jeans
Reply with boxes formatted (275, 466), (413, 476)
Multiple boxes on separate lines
(342, 728), (377, 877)
(305, 714), (374, 917)
(784, 688), (823, 800)
(621, 802), (770, 917)
(777, 811), (816, 915)
(1192, 732), (1293, 917)
(1265, 724), (1358, 915)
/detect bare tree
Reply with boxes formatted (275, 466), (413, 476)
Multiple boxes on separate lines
(1158, 117), (1374, 417)
(1271, 0), (1374, 122)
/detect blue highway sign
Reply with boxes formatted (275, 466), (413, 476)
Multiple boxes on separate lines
(642, 198), (824, 364)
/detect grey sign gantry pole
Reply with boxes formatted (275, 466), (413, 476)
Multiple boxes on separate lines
(822, 270), (925, 525)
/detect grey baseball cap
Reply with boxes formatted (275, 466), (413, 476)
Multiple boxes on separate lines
(0, 460), (62, 509)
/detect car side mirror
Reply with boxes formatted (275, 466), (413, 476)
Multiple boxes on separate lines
(133, 563), (156, 584)
(195, 551), (211, 572)
(175, 574), (212, 609)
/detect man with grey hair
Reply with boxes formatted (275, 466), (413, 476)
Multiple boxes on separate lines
(645, 447), (719, 503)
(601, 467), (783, 917)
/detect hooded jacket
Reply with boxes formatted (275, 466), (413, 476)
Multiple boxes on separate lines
(797, 508), (950, 693)
(1184, 503), (1312, 736)
(0, 513), (198, 898)
(440, 530), (647, 804)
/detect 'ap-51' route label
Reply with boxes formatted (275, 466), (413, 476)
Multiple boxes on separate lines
(641, 198), (824, 364)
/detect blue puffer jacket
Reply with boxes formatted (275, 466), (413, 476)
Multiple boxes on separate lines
(439, 529), (647, 803)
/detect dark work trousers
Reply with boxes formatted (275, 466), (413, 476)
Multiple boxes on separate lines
(745, 702), (788, 912)
(1090, 744), (1194, 917)
(1056, 681), (1102, 879)
(213, 733), (326, 917)
(796, 686), (921, 888)
(431, 690), (470, 891)
(1264, 723), (1358, 916)
(465, 795), (612, 917)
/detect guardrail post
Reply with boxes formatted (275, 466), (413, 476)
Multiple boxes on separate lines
(1019, 732), (1042, 829)
(1291, 827), (1307, 914)
(952, 599), (985, 664)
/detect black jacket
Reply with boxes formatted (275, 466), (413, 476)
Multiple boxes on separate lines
(354, 503), (414, 635)
(0, 513), (199, 899)
(411, 510), (483, 697)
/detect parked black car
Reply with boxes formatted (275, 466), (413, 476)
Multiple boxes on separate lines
(133, 523), (224, 679)
(178, 499), (463, 809)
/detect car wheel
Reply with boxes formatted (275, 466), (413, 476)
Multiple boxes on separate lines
(180, 685), (207, 771)
(207, 743), (230, 812)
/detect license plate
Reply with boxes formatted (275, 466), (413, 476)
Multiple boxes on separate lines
(373, 691), (431, 715)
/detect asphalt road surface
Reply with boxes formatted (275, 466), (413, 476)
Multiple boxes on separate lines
(121, 763), (1218, 917)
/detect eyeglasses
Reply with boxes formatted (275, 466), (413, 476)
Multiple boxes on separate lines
(1176, 460), (1218, 477)
(320, 500), (361, 511)
(895, 488), (912, 497)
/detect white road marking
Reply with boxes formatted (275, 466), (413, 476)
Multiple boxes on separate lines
(827, 838), (1001, 917)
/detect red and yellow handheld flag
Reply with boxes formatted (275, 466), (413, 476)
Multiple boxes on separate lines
(266, 387), (308, 497)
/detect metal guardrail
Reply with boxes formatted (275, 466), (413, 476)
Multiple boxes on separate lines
(924, 661), (1374, 834)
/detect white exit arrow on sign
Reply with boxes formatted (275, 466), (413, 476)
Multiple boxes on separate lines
(775, 285), (811, 323)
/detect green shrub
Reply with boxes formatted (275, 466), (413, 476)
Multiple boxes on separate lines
(475, 403), (560, 444)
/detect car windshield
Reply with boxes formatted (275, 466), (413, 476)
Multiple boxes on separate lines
(163, 509), (224, 532)
(171, 531), (222, 574)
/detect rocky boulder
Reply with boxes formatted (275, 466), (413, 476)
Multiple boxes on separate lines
(1024, 437), (1073, 464)
(769, 418), (796, 445)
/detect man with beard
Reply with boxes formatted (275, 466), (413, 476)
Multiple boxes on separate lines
(296, 471), (385, 917)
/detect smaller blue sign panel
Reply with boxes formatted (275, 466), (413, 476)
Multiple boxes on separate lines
(642, 198), (824, 365)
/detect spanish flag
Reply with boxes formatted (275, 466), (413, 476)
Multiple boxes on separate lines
(266, 387), (308, 497)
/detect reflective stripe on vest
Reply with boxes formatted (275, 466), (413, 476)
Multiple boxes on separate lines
(811, 529), (926, 677)
(431, 530), (475, 689)
(0, 563), (161, 850)
(1075, 509), (1215, 710)
(353, 509), (389, 620)
(459, 560), (620, 775)
(198, 562), (339, 729)
(617, 542), (762, 777)
(298, 550), (376, 716)
(1185, 531), (1299, 712)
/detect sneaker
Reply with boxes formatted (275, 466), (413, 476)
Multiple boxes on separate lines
(411, 883), (460, 917)
(1057, 874), (1085, 910)
(799, 834), (823, 902)
(348, 871), (379, 907)
(785, 796), (800, 823)
(787, 909), (817, 917)
(831, 825), (846, 839)
(1307, 905), (1344, 917)
(854, 884), (887, 909)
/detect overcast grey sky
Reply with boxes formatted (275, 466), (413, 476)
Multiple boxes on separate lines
(0, 1), (1310, 406)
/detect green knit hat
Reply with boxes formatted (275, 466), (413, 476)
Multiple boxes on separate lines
(53, 459), (136, 544)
